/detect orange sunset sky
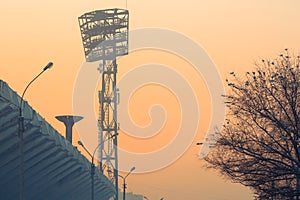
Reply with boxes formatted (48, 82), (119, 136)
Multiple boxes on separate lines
(1, 0), (300, 199)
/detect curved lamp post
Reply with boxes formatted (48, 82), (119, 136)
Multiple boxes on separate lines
(19, 62), (53, 200)
(78, 133), (118, 200)
(119, 166), (136, 200)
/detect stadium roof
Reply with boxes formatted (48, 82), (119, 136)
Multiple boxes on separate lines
(0, 80), (115, 200)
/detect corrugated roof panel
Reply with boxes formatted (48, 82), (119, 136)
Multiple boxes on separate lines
(0, 80), (115, 200)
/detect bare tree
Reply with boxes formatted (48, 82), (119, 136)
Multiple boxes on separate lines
(205, 50), (300, 199)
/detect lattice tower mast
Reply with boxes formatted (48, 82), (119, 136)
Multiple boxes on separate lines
(78, 9), (129, 200)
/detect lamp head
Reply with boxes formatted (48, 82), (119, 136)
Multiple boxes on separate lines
(78, 141), (84, 146)
(43, 62), (53, 71)
(130, 166), (136, 172)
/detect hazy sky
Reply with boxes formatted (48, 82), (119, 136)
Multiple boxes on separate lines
(1, 0), (300, 199)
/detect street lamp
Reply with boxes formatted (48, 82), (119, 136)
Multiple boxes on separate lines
(78, 133), (118, 200)
(118, 166), (136, 200)
(19, 62), (53, 200)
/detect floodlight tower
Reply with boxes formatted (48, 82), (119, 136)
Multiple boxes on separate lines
(78, 9), (129, 200)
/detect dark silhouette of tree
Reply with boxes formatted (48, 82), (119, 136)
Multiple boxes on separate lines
(205, 50), (300, 199)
